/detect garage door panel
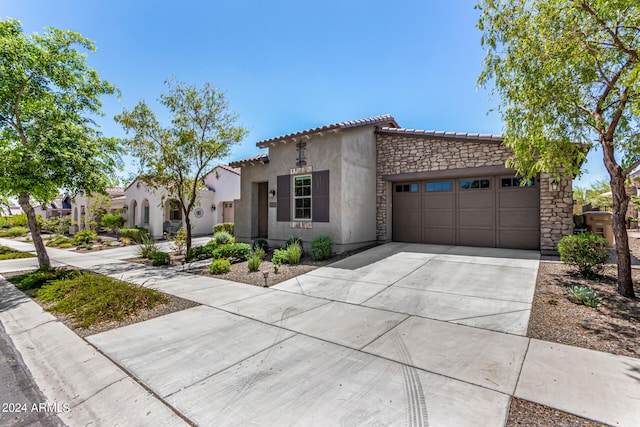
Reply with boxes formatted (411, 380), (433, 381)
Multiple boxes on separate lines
(459, 192), (493, 209)
(499, 190), (538, 208)
(394, 196), (421, 210)
(458, 229), (494, 247)
(498, 230), (539, 250)
(423, 211), (454, 227)
(499, 209), (539, 228)
(458, 210), (493, 228)
(422, 193), (454, 209)
(422, 227), (455, 245)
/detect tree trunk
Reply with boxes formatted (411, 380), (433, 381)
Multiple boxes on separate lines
(18, 192), (51, 271)
(609, 174), (635, 297)
(184, 216), (192, 252)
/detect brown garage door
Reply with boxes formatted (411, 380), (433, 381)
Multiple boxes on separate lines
(392, 176), (539, 250)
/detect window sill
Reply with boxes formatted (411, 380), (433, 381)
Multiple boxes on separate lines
(290, 221), (313, 229)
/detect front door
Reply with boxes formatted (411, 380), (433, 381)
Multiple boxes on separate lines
(223, 202), (234, 223)
(258, 182), (268, 238)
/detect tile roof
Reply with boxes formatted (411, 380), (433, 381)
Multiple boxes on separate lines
(376, 126), (503, 143)
(215, 164), (241, 175)
(256, 114), (398, 148)
(229, 153), (270, 167)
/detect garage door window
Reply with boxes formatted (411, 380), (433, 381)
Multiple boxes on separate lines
(396, 183), (419, 192)
(502, 177), (535, 187)
(460, 179), (490, 190)
(425, 181), (452, 192)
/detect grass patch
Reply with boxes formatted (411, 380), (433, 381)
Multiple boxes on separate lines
(0, 226), (29, 238)
(46, 237), (74, 247)
(31, 272), (168, 328)
(8, 268), (79, 291)
(0, 245), (36, 261)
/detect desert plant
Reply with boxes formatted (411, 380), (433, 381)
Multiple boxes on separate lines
(209, 258), (231, 274)
(558, 232), (609, 278)
(0, 226), (29, 237)
(8, 268), (80, 291)
(213, 231), (233, 245)
(120, 227), (148, 243)
(42, 216), (73, 236)
(285, 236), (303, 250)
(272, 248), (288, 265)
(150, 251), (170, 266)
(211, 243), (251, 262)
(186, 245), (213, 262)
(247, 254), (262, 272)
(273, 262), (280, 274)
(171, 227), (187, 254)
(311, 236), (333, 261)
(568, 285), (602, 308)
(253, 246), (266, 261)
(82, 243), (93, 250)
(73, 229), (97, 245)
(0, 245), (36, 260)
(46, 236), (74, 247)
(214, 222), (234, 235)
(101, 214), (125, 238)
(58, 243), (74, 249)
(252, 238), (268, 252)
(137, 235), (159, 258)
(286, 241), (302, 264)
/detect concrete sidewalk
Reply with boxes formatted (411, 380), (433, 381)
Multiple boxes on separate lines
(0, 238), (639, 426)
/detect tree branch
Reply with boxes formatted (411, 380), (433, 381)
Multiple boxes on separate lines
(606, 86), (630, 142)
(578, 0), (639, 61)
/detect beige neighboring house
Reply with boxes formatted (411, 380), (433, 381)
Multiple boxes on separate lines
(230, 114), (574, 254)
(72, 188), (126, 232)
(124, 165), (240, 239)
(33, 193), (73, 219)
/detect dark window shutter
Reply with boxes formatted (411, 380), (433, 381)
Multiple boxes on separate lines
(277, 175), (291, 222)
(313, 170), (330, 222)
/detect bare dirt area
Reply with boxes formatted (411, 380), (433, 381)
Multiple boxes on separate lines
(507, 242), (639, 426)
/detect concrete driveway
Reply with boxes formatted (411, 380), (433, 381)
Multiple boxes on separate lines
(86, 243), (541, 426)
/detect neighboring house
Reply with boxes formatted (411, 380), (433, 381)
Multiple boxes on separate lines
(33, 194), (72, 219)
(72, 188), (126, 231)
(230, 114), (573, 254)
(124, 165), (240, 239)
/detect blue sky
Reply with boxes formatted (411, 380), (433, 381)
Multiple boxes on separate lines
(2, 0), (607, 187)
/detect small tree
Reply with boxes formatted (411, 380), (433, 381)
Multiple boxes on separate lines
(478, 0), (639, 297)
(85, 193), (112, 230)
(0, 19), (121, 270)
(101, 214), (125, 238)
(115, 78), (247, 251)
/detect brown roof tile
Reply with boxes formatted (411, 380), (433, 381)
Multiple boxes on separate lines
(376, 126), (504, 143)
(229, 153), (270, 167)
(256, 114), (398, 148)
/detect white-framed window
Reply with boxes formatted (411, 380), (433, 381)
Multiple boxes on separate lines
(293, 175), (312, 220)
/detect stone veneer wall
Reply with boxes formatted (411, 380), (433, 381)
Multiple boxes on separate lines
(375, 132), (574, 253)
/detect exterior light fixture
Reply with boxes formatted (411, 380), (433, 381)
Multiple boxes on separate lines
(269, 189), (276, 198)
(262, 271), (269, 287)
(211, 204), (216, 211)
(136, 182), (141, 189)
(123, 204), (128, 211)
(550, 179), (559, 191)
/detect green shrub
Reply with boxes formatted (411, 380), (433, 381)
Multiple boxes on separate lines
(253, 246), (266, 261)
(0, 226), (29, 237)
(247, 254), (262, 272)
(73, 229), (97, 245)
(8, 268), (79, 291)
(209, 258), (231, 274)
(101, 214), (125, 235)
(58, 243), (74, 249)
(285, 236), (303, 250)
(273, 263), (280, 273)
(82, 243), (93, 250)
(311, 236), (333, 261)
(150, 251), (170, 266)
(33, 272), (167, 327)
(272, 248), (288, 265)
(558, 232), (609, 278)
(211, 243), (251, 262)
(213, 231), (233, 245)
(120, 227), (148, 243)
(186, 245), (213, 262)
(252, 238), (268, 252)
(568, 285), (602, 308)
(0, 245), (35, 260)
(286, 242), (302, 264)
(171, 227), (187, 254)
(214, 222), (234, 235)
(7, 213), (28, 227)
(137, 234), (159, 258)
(46, 236), (74, 247)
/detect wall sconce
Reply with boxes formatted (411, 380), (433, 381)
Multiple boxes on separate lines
(123, 204), (128, 211)
(269, 189), (276, 198)
(136, 182), (141, 189)
(550, 179), (559, 191)
(211, 204), (216, 211)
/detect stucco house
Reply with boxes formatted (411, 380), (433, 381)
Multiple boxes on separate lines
(124, 165), (240, 239)
(230, 115), (573, 254)
(72, 188), (126, 231)
(34, 193), (73, 219)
